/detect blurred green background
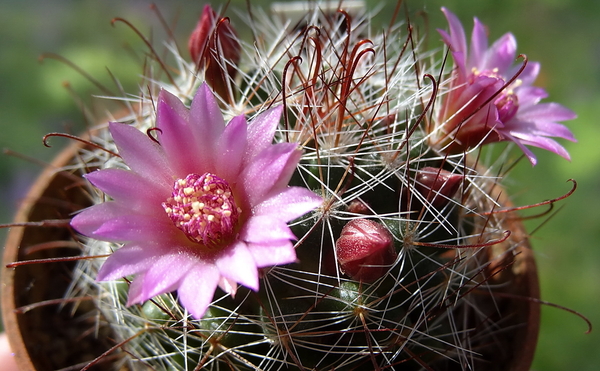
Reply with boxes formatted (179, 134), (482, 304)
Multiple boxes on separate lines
(1, 0), (597, 370)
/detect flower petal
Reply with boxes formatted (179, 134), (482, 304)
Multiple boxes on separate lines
(468, 17), (487, 69)
(92, 214), (178, 243)
(511, 131), (572, 162)
(71, 202), (129, 238)
(215, 241), (259, 291)
(246, 240), (298, 268)
(189, 83), (226, 171)
(440, 7), (467, 74)
(109, 122), (172, 188)
(253, 186), (322, 222)
(515, 86), (547, 107)
(85, 168), (168, 212)
(242, 143), (302, 206)
(156, 89), (204, 175)
(511, 61), (540, 87)
(126, 272), (148, 306)
(215, 114), (247, 181)
(240, 215), (297, 243)
(245, 106), (283, 162)
(440, 8), (467, 56)
(508, 118), (576, 143)
(97, 242), (166, 281)
(218, 277), (238, 297)
(140, 251), (199, 300)
(178, 262), (220, 319)
(483, 33), (516, 73)
(517, 102), (577, 124)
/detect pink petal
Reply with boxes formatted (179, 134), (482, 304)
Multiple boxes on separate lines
(92, 214), (178, 243)
(156, 89), (205, 175)
(158, 89), (190, 120)
(520, 147), (538, 166)
(517, 102), (577, 123)
(440, 8), (467, 56)
(450, 75), (502, 129)
(483, 33), (516, 74)
(126, 273), (148, 305)
(508, 118), (576, 142)
(71, 202), (129, 238)
(511, 132), (572, 161)
(97, 242), (166, 281)
(215, 241), (259, 291)
(246, 240), (297, 268)
(241, 143), (302, 206)
(439, 8), (467, 75)
(468, 17), (488, 69)
(109, 123), (172, 188)
(245, 106), (283, 162)
(253, 186), (322, 221)
(141, 251), (198, 300)
(510, 61), (540, 87)
(189, 83), (226, 172)
(537, 122), (576, 141)
(515, 86), (547, 107)
(215, 115), (247, 181)
(85, 169), (168, 212)
(240, 215), (297, 243)
(218, 277), (238, 297)
(178, 262), (220, 319)
(456, 74), (504, 110)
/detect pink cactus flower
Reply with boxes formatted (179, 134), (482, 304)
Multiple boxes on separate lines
(435, 7), (576, 165)
(71, 84), (322, 319)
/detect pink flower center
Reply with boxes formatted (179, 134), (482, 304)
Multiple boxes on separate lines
(162, 173), (241, 247)
(494, 92), (519, 122)
(471, 67), (520, 122)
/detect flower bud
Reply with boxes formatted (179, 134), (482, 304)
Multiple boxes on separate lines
(346, 199), (371, 215)
(188, 5), (241, 100)
(188, 5), (213, 66)
(335, 219), (396, 283)
(414, 167), (463, 209)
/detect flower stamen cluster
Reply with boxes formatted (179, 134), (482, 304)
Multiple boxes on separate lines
(163, 173), (241, 247)
(469, 67), (521, 122)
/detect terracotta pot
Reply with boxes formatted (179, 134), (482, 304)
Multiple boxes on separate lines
(2, 140), (117, 370)
(1, 141), (540, 370)
(467, 191), (541, 371)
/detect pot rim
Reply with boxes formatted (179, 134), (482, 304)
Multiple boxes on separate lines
(2, 140), (84, 370)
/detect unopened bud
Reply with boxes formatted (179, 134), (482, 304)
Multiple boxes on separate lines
(188, 5), (241, 100)
(335, 219), (396, 283)
(415, 167), (463, 208)
(346, 199), (371, 215)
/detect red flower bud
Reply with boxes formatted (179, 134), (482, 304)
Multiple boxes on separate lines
(188, 5), (213, 66)
(335, 219), (396, 283)
(188, 5), (241, 100)
(414, 167), (463, 208)
(346, 199), (371, 215)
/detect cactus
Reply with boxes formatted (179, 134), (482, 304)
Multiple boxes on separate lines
(6, 1), (578, 370)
